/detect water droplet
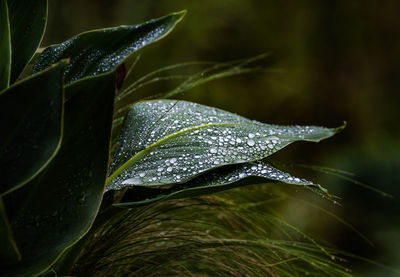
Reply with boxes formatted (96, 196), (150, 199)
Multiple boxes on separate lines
(170, 158), (177, 163)
(210, 148), (217, 154)
(248, 133), (255, 138)
(139, 172), (146, 177)
(122, 178), (143, 185)
(167, 167), (173, 172)
(247, 139), (255, 146)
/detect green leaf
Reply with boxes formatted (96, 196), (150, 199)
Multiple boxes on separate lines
(7, 0), (47, 83)
(40, 269), (57, 277)
(0, 0), (11, 90)
(33, 11), (186, 86)
(107, 100), (339, 191)
(2, 72), (116, 277)
(0, 195), (20, 262)
(114, 161), (327, 207)
(0, 60), (67, 195)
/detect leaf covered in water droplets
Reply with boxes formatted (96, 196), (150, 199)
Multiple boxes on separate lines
(106, 100), (340, 191)
(114, 161), (327, 207)
(32, 11), (185, 86)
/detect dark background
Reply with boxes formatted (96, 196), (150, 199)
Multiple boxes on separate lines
(44, 1), (400, 275)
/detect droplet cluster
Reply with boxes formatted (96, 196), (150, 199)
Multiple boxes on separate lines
(186, 162), (314, 187)
(33, 21), (168, 84)
(106, 100), (333, 191)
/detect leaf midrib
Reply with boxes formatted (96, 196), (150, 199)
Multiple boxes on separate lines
(106, 122), (256, 185)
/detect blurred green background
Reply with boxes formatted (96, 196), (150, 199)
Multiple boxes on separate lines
(44, 1), (400, 275)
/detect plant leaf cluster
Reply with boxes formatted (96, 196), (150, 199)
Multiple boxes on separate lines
(0, 1), (342, 276)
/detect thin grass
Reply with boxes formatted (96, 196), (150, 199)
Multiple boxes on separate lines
(71, 186), (353, 276)
(295, 164), (393, 198)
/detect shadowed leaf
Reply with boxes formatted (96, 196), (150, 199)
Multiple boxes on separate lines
(0, 196), (20, 262)
(7, 0), (47, 83)
(0, 0), (11, 90)
(1, 72), (115, 277)
(0, 60), (67, 195)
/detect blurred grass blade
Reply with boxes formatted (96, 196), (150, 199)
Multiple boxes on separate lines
(2, 72), (116, 277)
(0, 60), (67, 195)
(297, 164), (392, 198)
(33, 11), (186, 86)
(7, 0), (47, 83)
(289, 196), (374, 247)
(114, 161), (327, 207)
(0, 0), (11, 90)
(0, 196), (20, 262)
(116, 54), (273, 108)
(116, 61), (216, 101)
(107, 100), (340, 191)
(162, 53), (273, 99)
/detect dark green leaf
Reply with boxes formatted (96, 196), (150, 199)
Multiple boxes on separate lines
(0, 0), (11, 90)
(0, 60), (67, 195)
(41, 269), (57, 277)
(33, 11), (185, 86)
(107, 100), (339, 191)
(114, 161), (327, 207)
(2, 72), (116, 277)
(0, 196), (20, 262)
(7, 0), (47, 83)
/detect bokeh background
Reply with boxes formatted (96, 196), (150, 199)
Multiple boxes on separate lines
(44, 1), (400, 275)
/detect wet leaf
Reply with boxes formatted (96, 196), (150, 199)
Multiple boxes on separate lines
(33, 11), (185, 86)
(0, 0), (11, 90)
(2, 72), (115, 277)
(0, 60), (67, 195)
(7, 0), (47, 83)
(114, 161), (326, 207)
(107, 100), (339, 191)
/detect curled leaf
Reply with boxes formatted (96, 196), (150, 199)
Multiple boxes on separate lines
(107, 100), (339, 191)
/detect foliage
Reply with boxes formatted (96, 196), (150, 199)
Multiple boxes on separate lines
(0, 1), (345, 276)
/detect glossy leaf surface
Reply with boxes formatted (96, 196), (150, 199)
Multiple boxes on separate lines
(115, 161), (324, 207)
(7, 0), (47, 83)
(33, 11), (185, 85)
(107, 100), (338, 191)
(0, 0), (11, 90)
(0, 61), (67, 195)
(2, 72), (116, 277)
(0, 196), (20, 262)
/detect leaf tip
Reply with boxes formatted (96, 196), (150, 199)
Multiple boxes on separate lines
(334, 121), (347, 134)
(172, 10), (187, 22)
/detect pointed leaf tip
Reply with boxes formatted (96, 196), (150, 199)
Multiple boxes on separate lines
(173, 10), (187, 20)
(334, 121), (347, 134)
